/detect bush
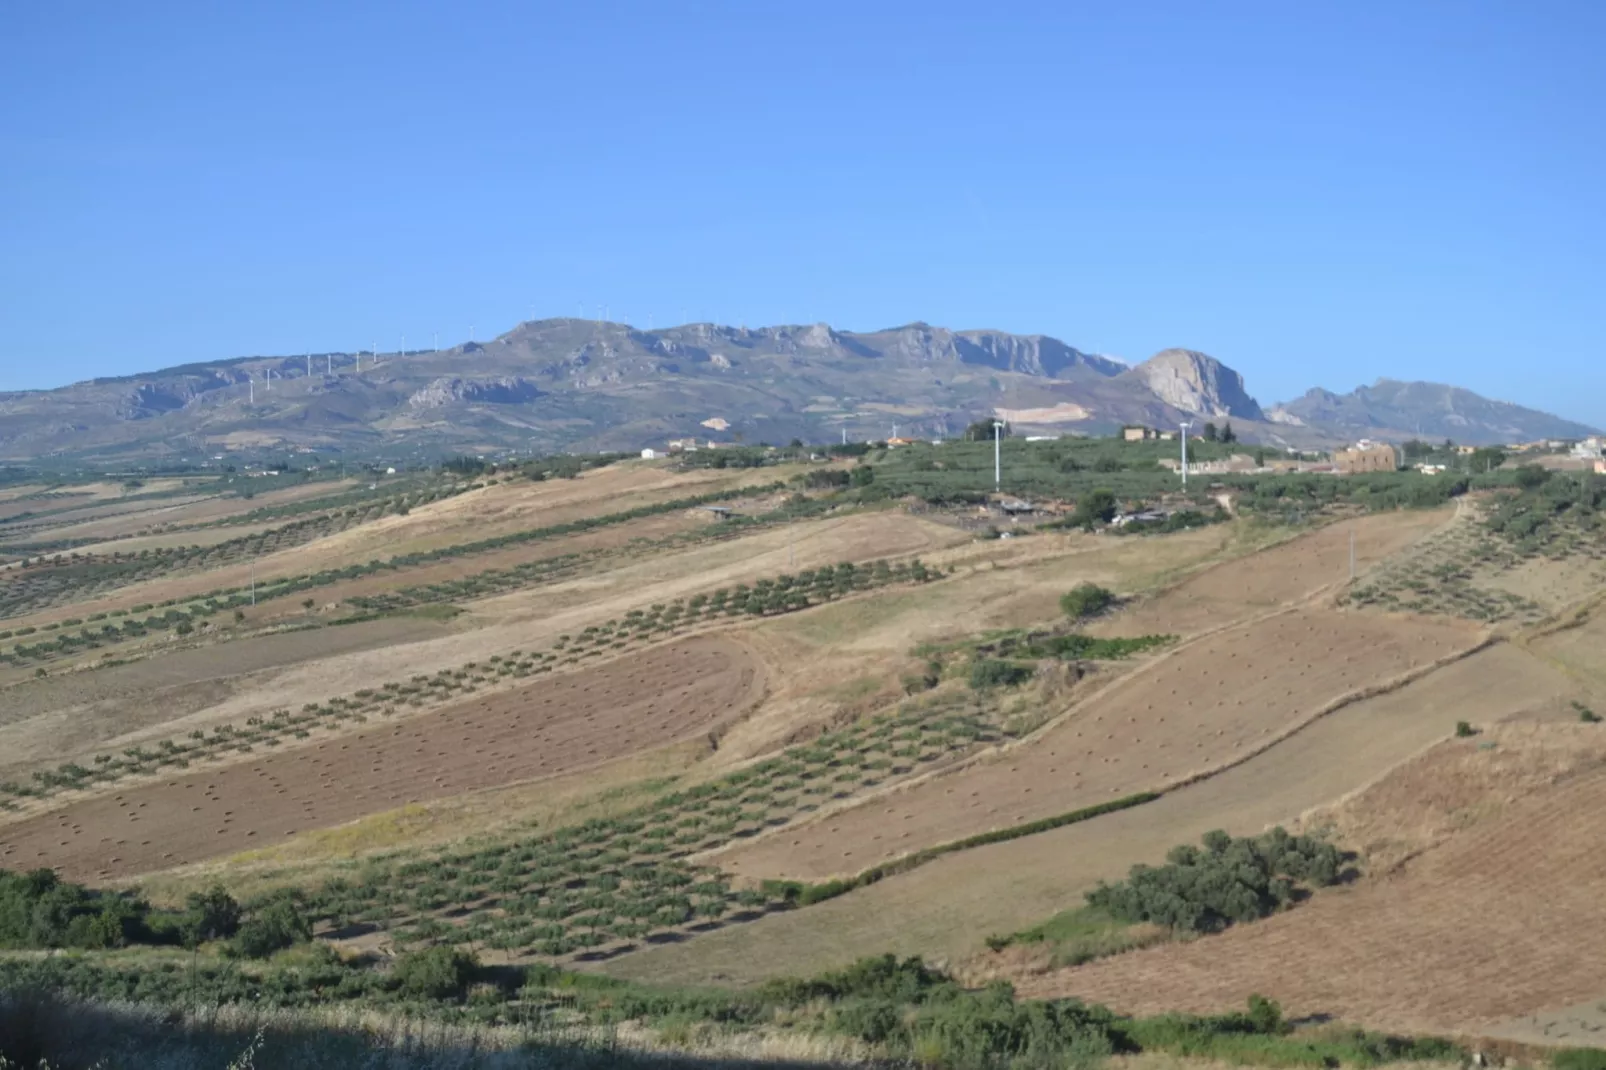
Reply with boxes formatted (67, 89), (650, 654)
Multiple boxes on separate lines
(968, 658), (1033, 690)
(1455, 720), (1476, 738)
(1059, 583), (1115, 621)
(1087, 828), (1345, 933)
(232, 896), (311, 958)
(391, 945), (480, 999)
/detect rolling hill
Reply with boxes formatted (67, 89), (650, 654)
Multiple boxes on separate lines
(0, 320), (1592, 464)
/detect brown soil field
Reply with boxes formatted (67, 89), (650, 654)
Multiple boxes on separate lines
(0, 464), (793, 630)
(275, 509), (709, 611)
(295, 462), (794, 564)
(1087, 509), (1452, 641)
(1482, 556), (1606, 617)
(713, 608), (1484, 882)
(1, 480), (356, 548)
(0, 636), (766, 881)
(1529, 610), (1606, 699)
(1016, 723), (1606, 1036)
(605, 641), (1570, 987)
(1, 512), (961, 782)
(0, 494), (219, 546)
(0, 617), (456, 778)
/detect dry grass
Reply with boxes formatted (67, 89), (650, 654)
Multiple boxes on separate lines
(1016, 722), (1606, 1036)
(604, 641), (1570, 987)
(713, 608), (1484, 882)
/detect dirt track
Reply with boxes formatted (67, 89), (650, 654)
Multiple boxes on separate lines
(714, 608), (1484, 882)
(0, 636), (765, 881)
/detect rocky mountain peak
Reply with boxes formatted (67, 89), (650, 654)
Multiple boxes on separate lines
(1124, 348), (1265, 421)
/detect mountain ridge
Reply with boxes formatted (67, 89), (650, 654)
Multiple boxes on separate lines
(0, 320), (1593, 463)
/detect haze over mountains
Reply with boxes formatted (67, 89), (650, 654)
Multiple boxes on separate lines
(0, 319), (1595, 464)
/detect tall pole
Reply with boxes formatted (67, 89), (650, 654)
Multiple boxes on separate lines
(993, 420), (1004, 493)
(1180, 421), (1194, 488)
(1350, 527), (1356, 582)
(248, 376), (254, 405)
(327, 353), (333, 376)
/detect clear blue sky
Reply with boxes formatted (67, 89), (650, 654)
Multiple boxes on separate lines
(3, 2), (1602, 424)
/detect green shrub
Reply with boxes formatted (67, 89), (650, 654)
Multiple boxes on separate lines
(391, 945), (480, 999)
(1060, 583), (1116, 620)
(969, 658), (1033, 689)
(231, 896), (311, 958)
(1455, 720), (1476, 738)
(1087, 827), (1345, 933)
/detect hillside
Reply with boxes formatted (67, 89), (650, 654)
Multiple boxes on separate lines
(0, 321), (1592, 464)
(1268, 379), (1598, 443)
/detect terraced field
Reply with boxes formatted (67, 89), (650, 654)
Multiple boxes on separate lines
(714, 608), (1484, 882)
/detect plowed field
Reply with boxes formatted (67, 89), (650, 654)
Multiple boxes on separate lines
(714, 609), (1484, 882)
(1088, 509), (1451, 640)
(0, 636), (765, 881)
(1018, 733), (1606, 1036)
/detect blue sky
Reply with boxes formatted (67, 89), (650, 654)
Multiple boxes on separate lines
(2, 2), (1602, 423)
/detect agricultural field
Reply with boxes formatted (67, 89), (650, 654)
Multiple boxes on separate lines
(712, 607), (1483, 883)
(7, 447), (1606, 1065)
(1014, 721), (1606, 1037)
(1347, 475), (1606, 623)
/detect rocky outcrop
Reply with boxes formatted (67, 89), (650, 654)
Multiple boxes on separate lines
(1123, 349), (1266, 421)
(407, 376), (542, 409)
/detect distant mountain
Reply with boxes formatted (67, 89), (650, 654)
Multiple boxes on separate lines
(0, 322), (1591, 463)
(1122, 349), (1266, 422)
(1268, 379), (1599, 445)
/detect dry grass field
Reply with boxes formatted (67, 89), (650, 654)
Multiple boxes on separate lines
(15, 453), (1606, 1060)
(713, 608), (1483, 882)
(1013, 722), (1606, 1037)
(0, 636), (765, 881)
(605, 641), (1579, 987)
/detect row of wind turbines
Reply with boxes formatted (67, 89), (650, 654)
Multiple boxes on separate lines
(244, 331), (464, 405)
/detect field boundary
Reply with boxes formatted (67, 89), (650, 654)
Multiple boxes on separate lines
(762, 792), (1161, 905)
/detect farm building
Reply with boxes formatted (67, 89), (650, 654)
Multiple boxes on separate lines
(1123, 426), (1157, 442)
(640, 448), (660, 460)
(1335, 442), (1402, 474)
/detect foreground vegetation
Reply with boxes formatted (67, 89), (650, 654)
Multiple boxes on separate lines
(0, 951), (1468, 1070)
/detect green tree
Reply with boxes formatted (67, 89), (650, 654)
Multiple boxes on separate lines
(232, 896), (311, 958)
(391, 945), (480, 999)
(1060, 583), (1115, 621)
(1220, 421), (1237, 444)
(183, 885), (242, 946)
(1202, 422), (1219, 442)
(965, 419), (1010, 441)
(1070, 489), (1118, 529)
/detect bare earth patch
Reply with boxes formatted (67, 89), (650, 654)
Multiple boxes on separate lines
(0, 636), (765, 881)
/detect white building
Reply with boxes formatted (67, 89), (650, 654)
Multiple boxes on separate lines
(640, 448), (660, 460)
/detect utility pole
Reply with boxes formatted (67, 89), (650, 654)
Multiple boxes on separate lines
(250, 561), (256, 606)
(1349, 527), (1356, 582)
(993, 420), (1005, 493)
(327, 353), (333, 377)
(248, 376), (254, 405)
(1179, 421), (1194, 488)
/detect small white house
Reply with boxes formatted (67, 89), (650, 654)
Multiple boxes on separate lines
(640, 448), (660, 460)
